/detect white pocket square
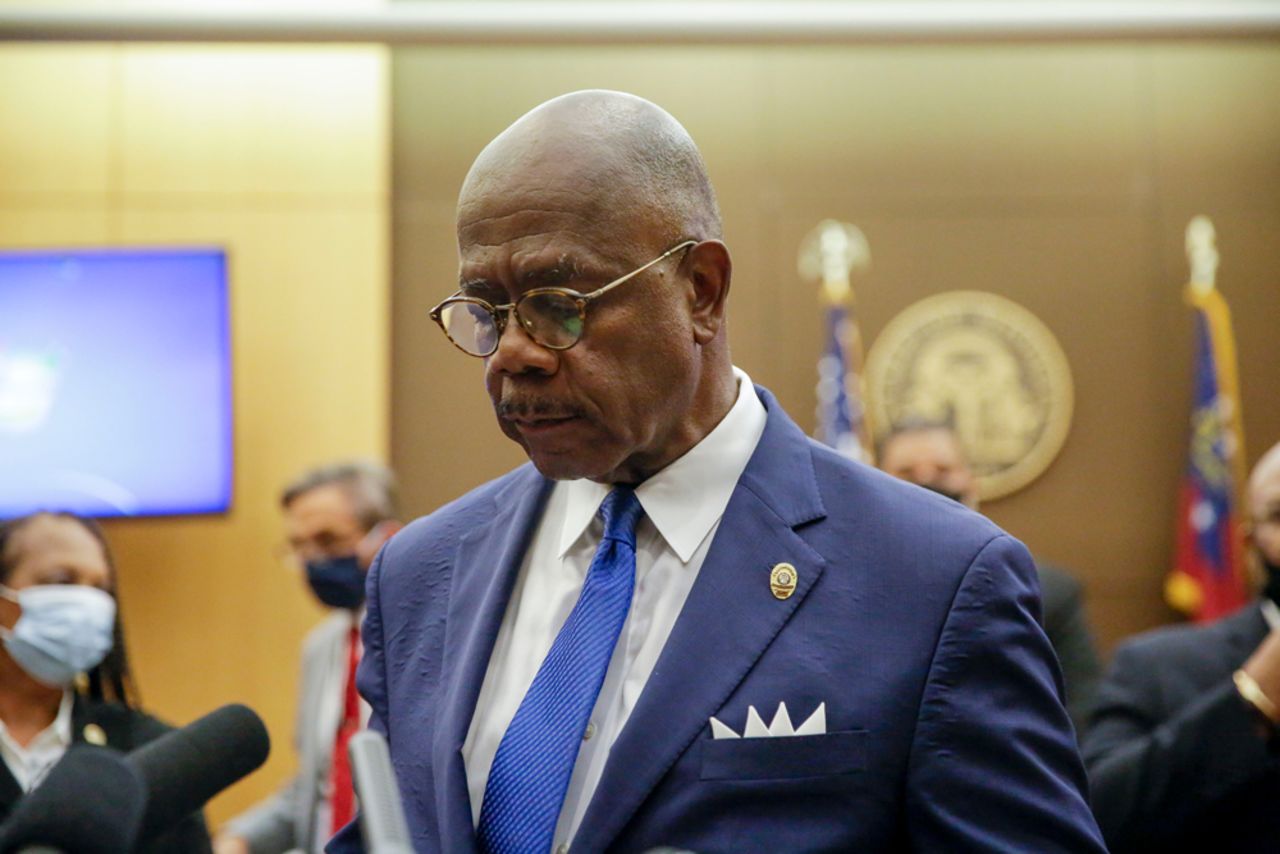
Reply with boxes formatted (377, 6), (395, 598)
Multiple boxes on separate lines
(709, 702), (826, 739)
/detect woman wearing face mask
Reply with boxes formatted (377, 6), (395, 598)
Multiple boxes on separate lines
(0, 511), (213, 852)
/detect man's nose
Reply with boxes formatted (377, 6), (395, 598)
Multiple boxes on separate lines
(486, 311), (558, 376)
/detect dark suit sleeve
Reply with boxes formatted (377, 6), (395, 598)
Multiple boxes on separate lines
(906, 535), (1105, 852)
(1082, 639), (1275, 849)
(326, 544), (392, 854)
(1039, 567), (1102, 734)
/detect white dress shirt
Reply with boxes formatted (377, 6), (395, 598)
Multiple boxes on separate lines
(463, 367), (767, 851)
(1263, 598), (1280, 633)
(0, 690), (73, 793)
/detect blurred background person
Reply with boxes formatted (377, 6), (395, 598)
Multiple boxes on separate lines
(1083, 439), (1280, 851)
(0, 511), (212, 852)
(878, 418), (1102, 732)
(216, 461), (400, 854)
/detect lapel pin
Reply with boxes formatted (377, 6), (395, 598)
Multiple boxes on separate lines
(770, 562), (797, 600)
(82, 723), (107, 746)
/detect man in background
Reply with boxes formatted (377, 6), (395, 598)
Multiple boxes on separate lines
(215, 461), (400, 854)
(1083, 439), (1280, 851)
(877, 418), (1102, 732)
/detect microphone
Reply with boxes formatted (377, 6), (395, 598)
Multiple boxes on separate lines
(348, 730), (413, 854)
(126, 703), (271, 845)
(0, 746), (146, 854)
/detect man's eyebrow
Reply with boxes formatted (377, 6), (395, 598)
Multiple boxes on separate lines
(459, 278), (503, 297)
(519, 262), (580, 288)
(458, 257), (593, 294)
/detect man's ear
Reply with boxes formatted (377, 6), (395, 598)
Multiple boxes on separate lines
(684, 240), (731, 345)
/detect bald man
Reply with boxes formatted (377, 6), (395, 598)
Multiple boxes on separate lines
(1084, 440), (1280, 852)
(328, 91), (1102, 853)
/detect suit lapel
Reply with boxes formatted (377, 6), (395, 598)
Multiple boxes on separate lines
(0, 694), (118, 822)
(573, 388), (828, 851)
(431, 466), (553, 854)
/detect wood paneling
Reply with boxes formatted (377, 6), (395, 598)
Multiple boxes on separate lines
(0, 42), (389, 829)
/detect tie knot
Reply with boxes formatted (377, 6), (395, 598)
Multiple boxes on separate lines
(599, 487), (643, 548)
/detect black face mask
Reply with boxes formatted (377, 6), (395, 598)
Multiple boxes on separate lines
(305, 555), (366, 610)
(1261, 555), (1280, 607)
(920, 483), (966, 506)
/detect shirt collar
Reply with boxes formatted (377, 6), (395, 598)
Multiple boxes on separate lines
(558, 366), (767, 563)
(1262, 598), (1280, 633)
(51, 690), (73, 747)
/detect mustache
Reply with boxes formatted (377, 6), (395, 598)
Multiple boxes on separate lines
(496, 397), (586, 421)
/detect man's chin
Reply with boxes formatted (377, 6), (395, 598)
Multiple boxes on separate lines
(526, 451), (604, 482)
(501, 419), (605, 480)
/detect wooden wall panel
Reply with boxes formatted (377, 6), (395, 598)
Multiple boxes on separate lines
(391, 43), (1280, 656)
(0, 42), (389, 829)
(0, 46), (115, 198)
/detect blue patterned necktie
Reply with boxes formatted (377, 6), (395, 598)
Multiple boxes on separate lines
(477, 486), (645, 854)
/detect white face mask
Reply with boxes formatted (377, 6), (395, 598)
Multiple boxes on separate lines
(0, 584), (117, 687)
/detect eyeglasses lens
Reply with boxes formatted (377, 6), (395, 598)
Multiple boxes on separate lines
(519, 292), (583, 349)
(441, 301), (499, 356)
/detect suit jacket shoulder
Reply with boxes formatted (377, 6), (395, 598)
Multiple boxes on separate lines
(803, 436), (1013, 603)
(393, 463), (546, 555)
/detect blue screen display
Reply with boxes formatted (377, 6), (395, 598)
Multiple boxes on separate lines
(0, 248), (232, 517)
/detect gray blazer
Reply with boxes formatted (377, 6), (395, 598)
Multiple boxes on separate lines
(225, 612), (355, 854)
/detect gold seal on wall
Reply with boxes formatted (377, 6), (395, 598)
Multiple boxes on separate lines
(865, 291), (1073, 501)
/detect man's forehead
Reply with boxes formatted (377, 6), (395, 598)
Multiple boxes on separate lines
(1251, 463), (1280, 507)
(886, 429), (965, 462)
(1250, 445), (1280, 501)
(456, 194), (651, 282)
(458, 164), (629, 234)
(286, 484), (361, 530)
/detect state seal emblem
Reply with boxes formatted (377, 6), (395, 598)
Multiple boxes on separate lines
(865, 291), (1073, 501)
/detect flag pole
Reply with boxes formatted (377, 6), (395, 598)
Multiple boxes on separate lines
(1166, 215), (1250, 620)
(799, 220), (874, 463)
(1185, 217), (1248, 502)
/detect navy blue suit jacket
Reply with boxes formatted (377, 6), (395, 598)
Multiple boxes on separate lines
(330, 387), (1104, 852)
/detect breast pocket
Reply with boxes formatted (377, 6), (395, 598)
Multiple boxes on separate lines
(699, 730), (868, 782)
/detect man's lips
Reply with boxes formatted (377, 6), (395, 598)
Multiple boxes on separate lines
(497, 398), (584, 428)
(507, 414), (580, 435)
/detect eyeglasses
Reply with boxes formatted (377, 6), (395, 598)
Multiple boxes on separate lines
(429, 239), (697, 358)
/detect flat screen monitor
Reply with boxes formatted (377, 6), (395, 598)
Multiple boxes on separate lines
(0, 247), (232, 517)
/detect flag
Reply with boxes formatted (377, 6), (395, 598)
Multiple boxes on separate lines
(1165, 284), (1249, 622)
(814, 303), (872, 463)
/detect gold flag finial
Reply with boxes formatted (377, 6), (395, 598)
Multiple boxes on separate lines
(1186, 215), (1218, 296)
(798, 220), (870, 306)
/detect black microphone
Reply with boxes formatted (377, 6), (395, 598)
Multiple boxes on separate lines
(125, 703), (270, 845)
(0, 745), (146, 854)
(348, 730), (413, 854)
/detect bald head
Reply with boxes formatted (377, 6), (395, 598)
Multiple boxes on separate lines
(460, 90), (721, 246)
(449, 91), (738, 484)
(1250, 442), (1280, 514)
(1249, 441), (1280, 570)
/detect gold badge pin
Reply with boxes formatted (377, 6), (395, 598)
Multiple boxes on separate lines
(770, 563), (798, 600)
(83, 723), (107, 746)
